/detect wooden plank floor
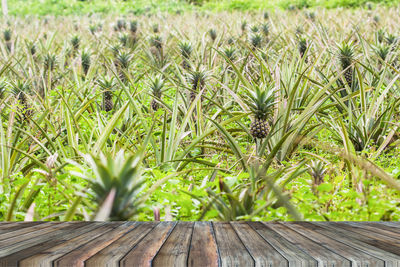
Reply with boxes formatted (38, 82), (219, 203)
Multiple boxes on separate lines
(0, 222), (399, 266)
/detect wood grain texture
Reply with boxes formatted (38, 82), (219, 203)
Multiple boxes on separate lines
(231, 222), (288, 267)
(250, 222), (317, 266)
(120, 221), (176, 267)
(187, 222), (218, 267)
(270, 222), (350, 267)
(53, 222), (131, 267)
(288, 222), (388, 266)
(0, 222), (398, 266)
(152, 221), (194, 267)
(84, 222), (156, 267)
(213, 222), (254, 267)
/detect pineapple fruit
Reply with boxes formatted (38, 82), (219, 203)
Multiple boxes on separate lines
(338, 42), (355, 89)
(178, 41), (192, 70)
(149, 76), (164, 111)
(248, 88), (275, 139)
(98, 78), (115, 112)
(188, 70), (207, 103)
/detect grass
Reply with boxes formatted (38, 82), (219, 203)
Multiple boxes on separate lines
(0, 7), (400, 222)
(3, 0), (400, 16)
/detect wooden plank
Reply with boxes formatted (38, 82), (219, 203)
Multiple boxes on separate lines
(267, 222), (350, 266)
(249, 222), (317, 266)
(120, 221), (176, 267)
(84, 222), (157, 267)
(53, 222), (134, 267)
(287, 222), (389, 266)
(152, 222), (194, 267)
(0, 222), (59, 241)
(187, 222), (218, 267)
(231, 222), (288, 267)
(0, 222), (83, 258)
(1, 222), (98, 267)
(362, 222), (400, 235)
(0, 222), (44, 234)
(337, 222), (400, 245)
(213, 222), (254, 267)
(310, 222), (400, 265)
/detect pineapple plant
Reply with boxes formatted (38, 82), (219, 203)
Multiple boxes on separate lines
(178, 41), (192, 70)
(119, 33), (129, 47)
(130, 20), (138, 35)
(149, 76), (164, 111)
(208, 29), (217, 42)
(116, 19), (127, 31)
(241, 21), (247, 35)
(250, 25), (259, 33)
(248, 87), (275, 139)
(261, 23), (269, 37)
(71, 35), (80, 52)
(12, 81), (32, 120)
(223, 47), (236, 62)
(152, 24), (159, 33)
(337, 42), (355, 89)
(98, 77), (115, 112)
(188, 69), (208, 103)
(82, 150), (146, 221)
(3, 29), (12, 52)
(307, 160), (327, 192)
(377, 29), (385, 43)
(114, 51), (132, 83)
(298, 37), (307, 60)
(81, 51), (91, 76)
(263, 11), (269, 20)
(250, 33), (262, 49)
(44, 53), (57, 72)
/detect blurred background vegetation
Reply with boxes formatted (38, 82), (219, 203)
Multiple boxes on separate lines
(3, 0), (400, 16)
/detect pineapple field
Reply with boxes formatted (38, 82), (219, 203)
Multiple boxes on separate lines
(1, 5), (400, 222)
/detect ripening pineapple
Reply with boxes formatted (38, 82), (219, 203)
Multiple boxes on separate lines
(188, 70), (208, 103)
(248, 87), (275, 139)
(241, 21), (247, 35)
(98, 77), (115, 112)
(178, 41), (192, 70)
(250, 33), (262, 49)
(116, 19), (127, 31)
(44, 54), (57, 72)
(298, 37), (307, 60)
(149, 76), (164, 111)
(12, 81), (32, 120)
(261, 23), (269, 37)
(27, 41), (36, 56)
(71, 35), (80, 52)
(3, 29), (11, 52)
(307, 160), (327, 191)
(130, 20), (138, 35)
(208, 29), (217, 42)
(115, 52), (132, 83)
(337, 42), (355, 89)
(81, 51), (91, 76)
(152, 24), (159, 33)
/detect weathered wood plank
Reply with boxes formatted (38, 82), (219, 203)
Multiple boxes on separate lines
(84, 222), (157, 267)
(230, 222), (287, 267)
(0, 222), (58, 241)
(0, 222), (81, 258)
(17, 222), (107, 267)
(187, 222), (219, 267)
(152, 221), (194, 267)
(120, 221), (176, 267)
(0, 222), (44, 234)
(53, 222), (133, 267)
(290, 222), (390, 266)
(213, 222), (254, 267)
(338, 222), (400, 246)
(267, 222), (350, 266)
(249, 222), (317, 266)
(362, 222), (400, 235)
(1, 222), (97, 267)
